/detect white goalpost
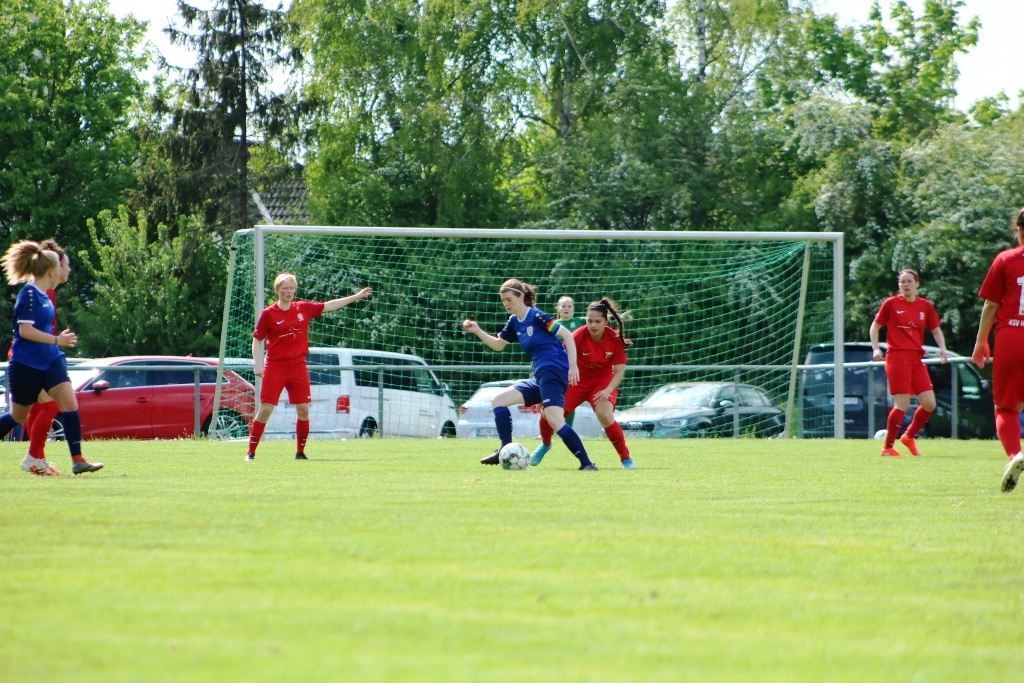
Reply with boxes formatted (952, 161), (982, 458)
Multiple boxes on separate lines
(213, 227), (846, 440)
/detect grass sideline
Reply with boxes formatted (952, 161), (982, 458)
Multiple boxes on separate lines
(1, 437), (1022, 682)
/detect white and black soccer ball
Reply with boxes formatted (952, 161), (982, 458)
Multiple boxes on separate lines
(499, 442), (530, 470)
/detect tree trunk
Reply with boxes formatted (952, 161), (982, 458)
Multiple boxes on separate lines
(696, 0), (707, 83)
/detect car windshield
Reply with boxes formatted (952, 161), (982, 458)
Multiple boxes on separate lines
(639, 385), (717, 409)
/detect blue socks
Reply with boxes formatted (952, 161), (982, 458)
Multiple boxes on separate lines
(62, 410), (83, 456)
(0, 413), (17, 440)
(493, 406), (513, 446)
(557, 424), (592, 467)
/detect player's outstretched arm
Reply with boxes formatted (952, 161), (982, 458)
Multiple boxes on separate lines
(323, 287), (372, 313)
(556, 326), (579, 385)
(462, 319), (507, 351)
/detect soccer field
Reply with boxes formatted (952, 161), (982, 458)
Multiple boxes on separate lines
(1, 437), (1022, 682)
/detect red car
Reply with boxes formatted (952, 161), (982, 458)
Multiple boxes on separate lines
(57, 356), (255, 440)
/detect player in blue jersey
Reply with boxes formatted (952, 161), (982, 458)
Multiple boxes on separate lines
(0, 240), (102, 476)
(462, 279), (597, 470)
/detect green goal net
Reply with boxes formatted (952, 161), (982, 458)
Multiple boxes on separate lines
(215, 227), (842, 442)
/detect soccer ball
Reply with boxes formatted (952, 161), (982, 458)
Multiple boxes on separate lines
(499, 442), (530, 470)
(874, 429), (887, 441)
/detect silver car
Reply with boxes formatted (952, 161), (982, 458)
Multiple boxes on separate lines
(456, 380), (606, 439)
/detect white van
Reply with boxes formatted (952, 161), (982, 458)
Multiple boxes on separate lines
(264, 348), (459, 439)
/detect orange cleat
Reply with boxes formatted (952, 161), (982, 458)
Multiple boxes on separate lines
(880, 447), (901, 457)
(900, 434), (921, 457)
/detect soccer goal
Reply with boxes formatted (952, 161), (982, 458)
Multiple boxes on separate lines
(213, 227), (846, 441)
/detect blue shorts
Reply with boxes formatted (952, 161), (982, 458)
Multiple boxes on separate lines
(7, 356), (70, 407)
(514, 366), (568, 410)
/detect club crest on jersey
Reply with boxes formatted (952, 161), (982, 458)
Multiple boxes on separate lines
(297, 313), (305, 322)
(919, 312), (924, 320)
(526, 326), (533, 336)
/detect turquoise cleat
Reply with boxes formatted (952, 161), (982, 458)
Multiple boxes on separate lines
(621, 458), (636, 469)
(529, 443), (551, 466)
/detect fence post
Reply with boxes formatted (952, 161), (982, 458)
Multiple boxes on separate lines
(951, 362), (959, 440)
(733, 368), (740, 438)
(867, 365), (875, 439)
(378, 367), (385, 438)
(194, 367), (202, 438)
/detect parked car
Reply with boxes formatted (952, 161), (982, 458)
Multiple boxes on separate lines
(799, 342), (995, 439)
(615, 382), (785, 438)
(264, 348), (458, 439)
(456, 380), (605, 439)
(2, 356), (255, 440)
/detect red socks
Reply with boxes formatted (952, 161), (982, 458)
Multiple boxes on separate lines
(905, 408), (932, 439)
(296, 419), (310, 455)
(28, 402), (61, 459)
(884, 408), (905, 448)
(539, 416), (554, 446)
(604, 422), (630, 461)
(995, 408), (1022, 458)
(248, 420), (267, 455)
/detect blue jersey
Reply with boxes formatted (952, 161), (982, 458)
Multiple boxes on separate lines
(498, 307), (568, 373)
(12, 284), (61, 370)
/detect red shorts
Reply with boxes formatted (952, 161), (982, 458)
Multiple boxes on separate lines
(564, 376), (618, 415)
(260, 359), (311, 406)
(992, 334), (1024, 408)
(885, 352), (932, 396)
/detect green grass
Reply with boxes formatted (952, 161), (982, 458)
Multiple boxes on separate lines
(1, 436), (1022, 682)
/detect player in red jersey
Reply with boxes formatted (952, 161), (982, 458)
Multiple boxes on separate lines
(246, 273), (372, 461)
(869, 270), (948, 457)
(20, 239), (88, 473)
(973, 210), (1024, 492)
(533, 298), (635, 468)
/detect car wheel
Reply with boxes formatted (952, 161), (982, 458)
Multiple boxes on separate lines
(694, 422), (712, 438)
(440, 421), (456, 438)
(359, 418), (378, 438)
(49, 416), (65, 442)
(204, 409), (248, 439)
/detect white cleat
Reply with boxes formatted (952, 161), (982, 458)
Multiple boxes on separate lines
(20, 454), (63, 476)
(1000, 453), (1024, 493)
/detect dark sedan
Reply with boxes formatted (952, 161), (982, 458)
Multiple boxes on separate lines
(616, 382), (785, 438)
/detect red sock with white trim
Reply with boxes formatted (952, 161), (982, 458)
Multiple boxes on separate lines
(884, 409), (905, 448)
(905, 408), (932, 439)
(539, 416), (554, 447)
(248, 420), (266, 456)
(604, 422), (630, 461)
(296, 419), (310, 455)
(995, 408), (1022, 458)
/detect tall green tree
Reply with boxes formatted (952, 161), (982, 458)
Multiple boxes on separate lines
(0, 0), (146, 349)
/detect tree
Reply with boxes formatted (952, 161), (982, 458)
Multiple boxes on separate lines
(72, 207), (225, 357)
(0, 0), (146, 349)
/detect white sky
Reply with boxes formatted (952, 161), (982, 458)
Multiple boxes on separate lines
(108, 0), (1023, 110)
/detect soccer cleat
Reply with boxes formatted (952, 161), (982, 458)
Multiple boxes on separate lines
(621, 458), (636, 469)
(295, 453), (308, 460)
(529, 443), (551, 466)
(1000, 453), (1024, 493)
(579, 462), (598, 471)
(20, 455), (62, 476)
(71, 460), (103, 475)
(480, 450), (500, 465)
(880, 447), (901, 457)
(245, 454), (255, 461)
(900, 434), (922, 457)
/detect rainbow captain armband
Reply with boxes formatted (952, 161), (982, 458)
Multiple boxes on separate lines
(544, 318), (561, 334)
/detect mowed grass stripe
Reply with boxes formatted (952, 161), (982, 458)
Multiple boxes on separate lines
(1, 437), (1022, 682)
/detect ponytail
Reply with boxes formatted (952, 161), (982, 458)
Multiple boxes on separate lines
(588, 298), (633, 347)
(1, 240), (59, 285)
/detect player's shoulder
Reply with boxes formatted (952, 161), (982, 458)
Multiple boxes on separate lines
(995, 246), (1024, 268)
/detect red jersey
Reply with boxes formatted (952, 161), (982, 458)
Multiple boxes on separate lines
(46, 289), (57, 335)
(252, 300), (325, 362)
(874, 294), (940, 355)
(573, 325), (627, 377)
(979, 245), (1024, 339)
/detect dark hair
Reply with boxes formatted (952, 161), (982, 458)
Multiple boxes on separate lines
(898, 269), (920, 284)
(587, 298), (633, 347)
(1015, 207), (1024, 230)
(499, 279), (535, 307)
(39, 238), (66, 263)
(1, 240), (59, 285)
